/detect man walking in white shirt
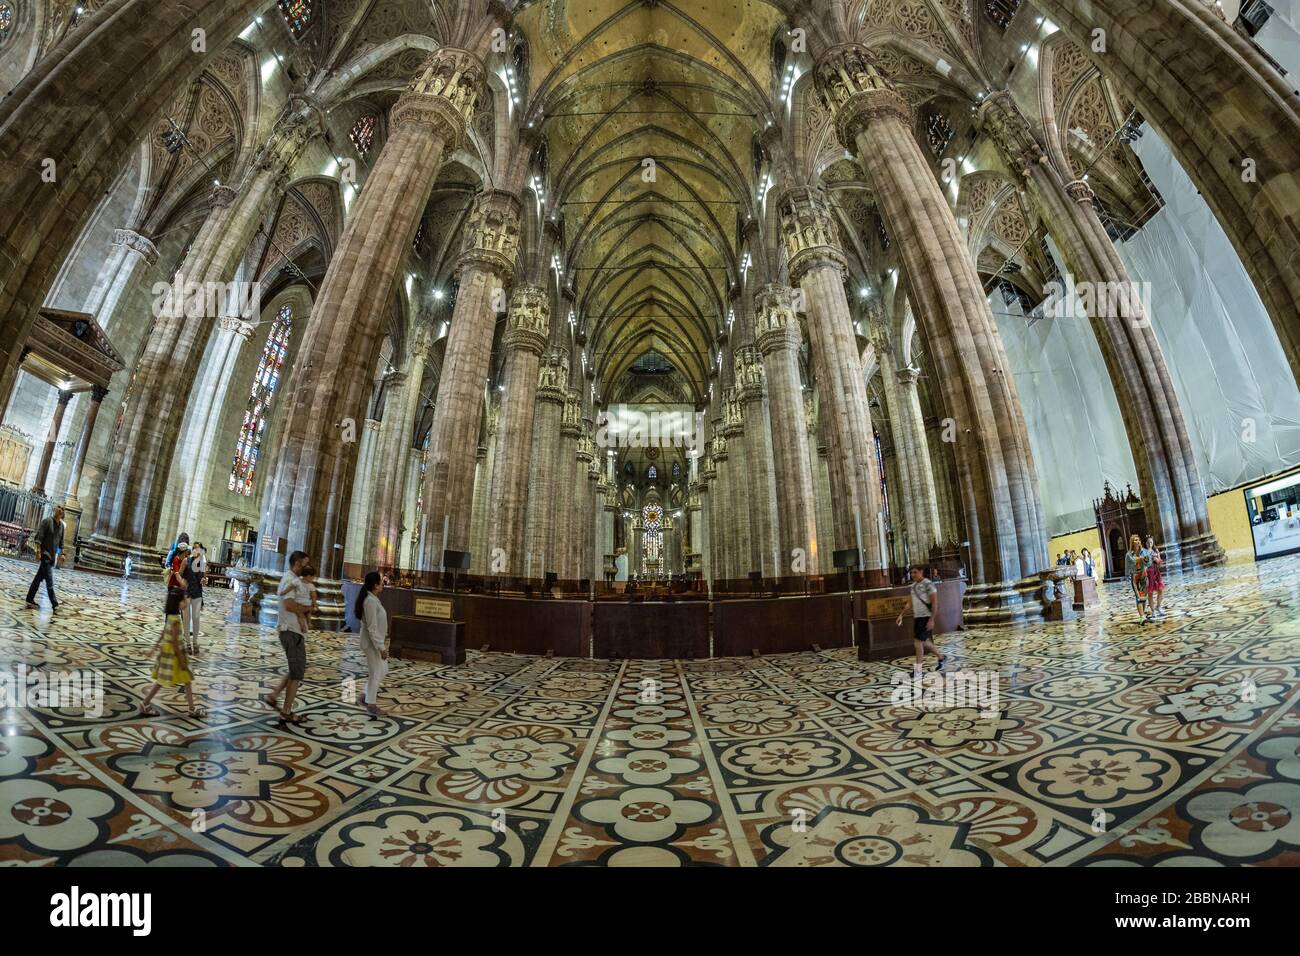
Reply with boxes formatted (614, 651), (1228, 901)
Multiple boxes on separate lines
(896, 565), (948, 674)
(263, 550), (313, 725)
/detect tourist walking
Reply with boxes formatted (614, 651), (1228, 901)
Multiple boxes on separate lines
(1124, 534), (1151, 623)
(896, 565), (947, 673)
(183, 542), (206, 653)
(140, 589), (204, 718)
(1143, 535), (1166, 618)
(264, 551), (312, 725)
(356, 571), (390, 716)
(25, 505), (66, 610)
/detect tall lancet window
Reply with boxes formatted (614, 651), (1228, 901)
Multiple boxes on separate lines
(229, 305), (293, 496)
(350, 114), (377, 159)
(278, 0), (315, 38)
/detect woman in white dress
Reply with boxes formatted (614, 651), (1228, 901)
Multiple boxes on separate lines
(354, 571), (389, 716)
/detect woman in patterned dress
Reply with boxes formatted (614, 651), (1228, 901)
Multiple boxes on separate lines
(1124, 534), (1151, 624)
(1143, 535), (1166, 618)
(140, 589), (204, 717)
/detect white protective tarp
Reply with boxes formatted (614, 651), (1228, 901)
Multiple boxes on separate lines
(991, 125), (1300, 536)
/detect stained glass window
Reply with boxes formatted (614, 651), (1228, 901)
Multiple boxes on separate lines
(229, 305), (292, 496)
(984, 0), (1021, 32)
(0, 3), (15, 38)
(277, 0), (315, 39)
(647, 464), (657, 480)
(350, 114), (377, 159)
(925, 109), (955, 157)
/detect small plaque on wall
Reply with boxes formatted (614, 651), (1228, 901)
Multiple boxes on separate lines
(414, 597), (453, 620)
(865, 596), (910, 620)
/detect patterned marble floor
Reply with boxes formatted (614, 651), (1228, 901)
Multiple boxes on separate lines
(1, 554), (1298, 867)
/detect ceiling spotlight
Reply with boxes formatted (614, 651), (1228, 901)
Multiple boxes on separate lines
(433, 290), (445, 300)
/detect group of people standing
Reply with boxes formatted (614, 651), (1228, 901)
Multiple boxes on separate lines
(1055, 548), (1097, 580)
(139, 533), (208, 717)
(136, 544), (393, 724)
(1124, 534), (1167, 623)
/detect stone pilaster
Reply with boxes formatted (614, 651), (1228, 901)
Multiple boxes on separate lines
(779, 185), (885, 569)
(981, 90), (1224, 572)
(419, 187), (521, 567)
(487, 285), (549, 573)
(815, 44), (1048, 616)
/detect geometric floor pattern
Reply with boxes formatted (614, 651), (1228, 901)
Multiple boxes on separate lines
(2, 554), (1299, 867)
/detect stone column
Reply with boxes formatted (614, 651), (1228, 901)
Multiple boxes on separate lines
(814, 45), (1048, 613)
(1034, 0), (1300, 386)
(700, 447), (717, 583)
(258, 50), (483, 589)
(526, 346), (568, 576)
(578, 428), (597, 581)
(63, 385), (109, 505)
(735, 344), (778, 575)
(343, 419), (382, 566)
(0, 0), (268, 410)
(755, 285), (819, 575)
(470, 400), (500, 574)
(368, 326), (434, 569)
(879, 361), (943, 566)
(813, 440), (835, 573)
(33, 390), (73, 496)
(89, 96), (325, 564)
(719, 388), (750, 577)
(87, 229), (161, 329)
(711, 418), (733, 580)
(419, 189), (521, 567)
(553, 391), (583, 578)
(981, 90), (1224, 572)
(487, 285), (549, 574)
(778, 187), (885, 570)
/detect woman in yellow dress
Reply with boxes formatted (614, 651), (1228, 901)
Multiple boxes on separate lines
(140, 589), (204, 717)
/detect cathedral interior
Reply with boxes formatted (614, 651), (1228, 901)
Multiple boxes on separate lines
(1, 0), (1300, 871)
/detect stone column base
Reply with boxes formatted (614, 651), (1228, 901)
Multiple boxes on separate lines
(78, 533), (167, 576)
(1162, 532), (1227, 574)
(962, 573), (1047, 626)
(255, 573), (348, 633)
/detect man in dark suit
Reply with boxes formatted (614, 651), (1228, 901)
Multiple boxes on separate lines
(25, 505), (66, 610)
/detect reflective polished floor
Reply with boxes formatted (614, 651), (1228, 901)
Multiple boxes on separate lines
(1, 554), (1298, 866)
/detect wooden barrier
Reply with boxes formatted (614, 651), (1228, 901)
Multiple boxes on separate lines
(356, 577), (966, 661)
(390, 615), (466, 665)
(713, 593), (851, 657)
(592, 601), (709, 659)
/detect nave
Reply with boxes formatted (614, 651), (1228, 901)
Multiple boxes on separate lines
(2, 555), (1299, 867)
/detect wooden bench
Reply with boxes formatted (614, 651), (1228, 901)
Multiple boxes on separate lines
(389, 614), (466, 665)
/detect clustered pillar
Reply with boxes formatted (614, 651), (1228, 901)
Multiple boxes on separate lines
(980, 90), (1224, 572)
(814, 44), (1048, 615)
(778, 186), (885, 570)
(487, 285), (549, 574)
